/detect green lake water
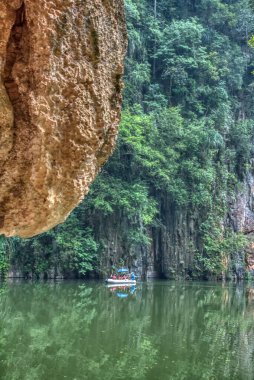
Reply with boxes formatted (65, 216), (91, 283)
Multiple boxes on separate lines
(0, 281), (254, 380)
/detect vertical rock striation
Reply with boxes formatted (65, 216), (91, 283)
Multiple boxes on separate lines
(0, 0), (127, 237)
(229, 165), (254, 274)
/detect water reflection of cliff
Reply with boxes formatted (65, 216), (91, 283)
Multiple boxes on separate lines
(0, 282), (253, 380)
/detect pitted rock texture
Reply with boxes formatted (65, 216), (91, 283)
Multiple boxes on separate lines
(0, 0), (127, 237)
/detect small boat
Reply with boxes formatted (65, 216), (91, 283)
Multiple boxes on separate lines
(105, 278), (136, 285)
(106, 283), (135, 288)
(106, 268), (136, 285)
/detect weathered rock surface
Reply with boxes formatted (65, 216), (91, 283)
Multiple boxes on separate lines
(229, 164), (254, 274)
(230, 168), (254, 234)
(0, 0), (127, 237)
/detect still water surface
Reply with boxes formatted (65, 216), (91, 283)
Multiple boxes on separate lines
(0, 281), (253, 380)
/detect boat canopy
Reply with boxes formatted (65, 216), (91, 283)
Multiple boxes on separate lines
(117, 268), (129, 273)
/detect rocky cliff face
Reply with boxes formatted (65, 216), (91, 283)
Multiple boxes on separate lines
(229, 164), (254, 275)
(91, 183), (254, 280)
(0, 0), (127, 237)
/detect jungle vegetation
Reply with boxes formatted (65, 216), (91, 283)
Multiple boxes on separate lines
(1, 0), (254, 279)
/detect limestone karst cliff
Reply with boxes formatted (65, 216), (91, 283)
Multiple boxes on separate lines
(0, 0), (127, 237)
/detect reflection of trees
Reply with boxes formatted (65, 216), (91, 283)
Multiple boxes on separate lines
(0, 282), (253, 380)
(0, 283), (97, 380)
(138, 282), (254, 380)
(0, 283), (157, 380)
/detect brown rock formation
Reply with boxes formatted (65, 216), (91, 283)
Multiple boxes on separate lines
(0, 0), (127, 237)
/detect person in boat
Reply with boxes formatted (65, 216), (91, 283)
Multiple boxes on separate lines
(112, 274), (117, 280)
(131, 272), (135, 281)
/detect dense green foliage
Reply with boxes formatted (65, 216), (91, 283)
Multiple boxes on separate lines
(2, 0), (254, 279)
